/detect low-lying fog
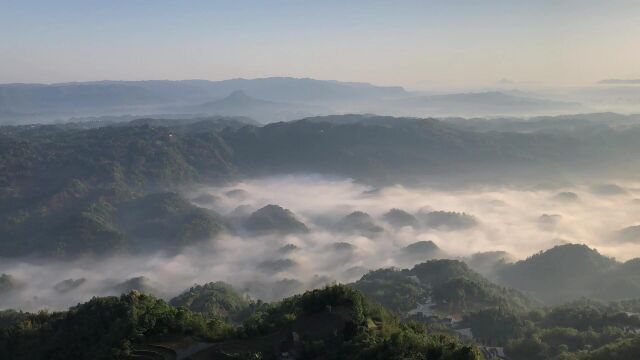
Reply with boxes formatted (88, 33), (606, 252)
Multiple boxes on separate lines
(2, 174), (640, 311)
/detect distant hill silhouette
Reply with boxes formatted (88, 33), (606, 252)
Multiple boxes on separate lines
(0, 78), (596, 124)
(187, 90), (322, 123)
(0, 77), (407, 123)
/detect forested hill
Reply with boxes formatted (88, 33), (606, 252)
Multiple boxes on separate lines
(0, 285), (483, 360)
(225, 114), (640, 181)
(3, 266), (640, 359)
(222, 115), (567, 180)
(4, 114), (640, 190)
(0, 119), (238, 256)
(2, 114), (640, 256)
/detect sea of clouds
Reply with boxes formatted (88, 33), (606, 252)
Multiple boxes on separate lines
(2, 174), (640, 311)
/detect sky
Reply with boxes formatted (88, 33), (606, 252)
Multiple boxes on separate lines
(1, 0), (640, 90)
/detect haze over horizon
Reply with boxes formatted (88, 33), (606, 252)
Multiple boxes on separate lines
(2, 0), (640, 90)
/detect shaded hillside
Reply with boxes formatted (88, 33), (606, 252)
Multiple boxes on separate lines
(496, 244), (640, 304)
(244, 204), (309, 235)
(396, 241), (444, 265)
(464, 251), (514, 279)
(0, 188), (225, 256)
(336, 211), (383, 236)
(221, 115), (640, 182)
(5, 113), (640, 192)
(117, 192), (225, 250)
(419, 211), (478, 231)
(0, 120), (234, 256)
(382, 208), (419, 228)
(351, 259), (535, 315)
(3, 115), (640, 255)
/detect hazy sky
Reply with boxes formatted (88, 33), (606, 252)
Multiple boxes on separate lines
(1, 0), (639, 89)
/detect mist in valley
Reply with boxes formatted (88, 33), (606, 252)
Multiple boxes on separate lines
(3, 174), (640, 311)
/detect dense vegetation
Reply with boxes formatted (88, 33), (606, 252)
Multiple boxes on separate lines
(3, 116), (640, 256)
(0, 120), (234, 256)
(218, 284), (482, 360)
(0, 291), (232, 360)
(351, 268), (429, 314)
(117, 192), (225, 251)
(352, 259), (536, 315)
(169, 282), (257, 323)
(350, 259), (640, 359)
(497, 244), (640, 304)
(0, 285), (482, 360)
(1, 256), (640, 359)
(465, 299), (640, 359)
(3, 114), (640, 358)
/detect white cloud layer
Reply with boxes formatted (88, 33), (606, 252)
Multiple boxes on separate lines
(2, 174), (640, 311)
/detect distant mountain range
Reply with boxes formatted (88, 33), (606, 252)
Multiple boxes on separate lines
(371, 91), (586, 117)
(442, 112), (640, 133)
(0, 77), (592, 124)
(181, 90), (326, 123)
(598, 79), (640, 84)
(0, 78), (404, 123)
